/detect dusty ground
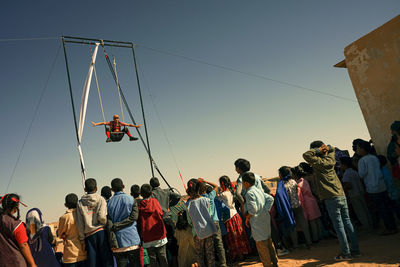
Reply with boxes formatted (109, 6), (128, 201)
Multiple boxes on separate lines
(232, 229), (400, 267)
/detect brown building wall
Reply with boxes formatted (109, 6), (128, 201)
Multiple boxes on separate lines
(342, 15), (400, 155)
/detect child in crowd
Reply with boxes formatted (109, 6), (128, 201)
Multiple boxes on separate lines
(218, 175), (251, 261)
(340, 157), (372, 230)
(186, 178), (217, 267)
(278, 166), (312, 248)
(174, 210), (197, 267)
(26, 208), (60, 266)
(108, 178), (141, 267)
(101, 186), (112, 202)
(131, 184), (142, 202)
(243, 172), (277, 267)
(76, 178), (113, 267)
(198, 178), (227, 267)
(0, 194), (37, 267)
(293, 164), (323, 242)
(58, 193), (87, 266)
(138, 184), (168, 267)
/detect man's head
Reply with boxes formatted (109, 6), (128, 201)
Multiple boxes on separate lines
(113, 114), (119, 122)
(149, 177), (160, 189)
(85, 178), (97, 193)
(310, 140), (324, 149)
(65, 193), (78, 209)
(111, 178), (124, 192)
(130, 184), (141, 198)
(242, 172), (255, 190)
(101, 186), (112, 200)
(234, 158), (250, 174)
(140, 184), (153, 199)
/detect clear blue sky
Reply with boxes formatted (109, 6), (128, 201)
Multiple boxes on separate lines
(1, 1), (399, 222)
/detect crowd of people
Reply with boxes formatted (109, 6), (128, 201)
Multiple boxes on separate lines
(1, 120), (400, 267)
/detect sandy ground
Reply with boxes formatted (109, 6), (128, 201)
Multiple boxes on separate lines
(232, 229), (400, 267)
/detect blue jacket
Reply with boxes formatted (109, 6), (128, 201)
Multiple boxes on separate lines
(214, 198), (230, 236)
(275, 180), (296, 235)
(107, 192), (141, 248)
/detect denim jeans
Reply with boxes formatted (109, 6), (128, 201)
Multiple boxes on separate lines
(324, 196), (359, 255)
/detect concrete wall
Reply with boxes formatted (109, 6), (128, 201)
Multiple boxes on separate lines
(342, 15), (400, 155)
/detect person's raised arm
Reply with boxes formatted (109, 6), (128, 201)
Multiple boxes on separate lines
(91, 121), (108, 127)
(303, 145), (336, 168)
(198, 178), (218, 192)
(120, 122), (142, 128)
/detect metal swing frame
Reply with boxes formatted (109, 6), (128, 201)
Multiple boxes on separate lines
(61, 35), (172, 189)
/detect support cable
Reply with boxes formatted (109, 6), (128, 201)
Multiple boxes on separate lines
(131, 45), (154, 177)
(136, 58), (187, 190)
(4, 44), (61, 194)
(136, 44), (357, 103)
(0, 36), (356, 103)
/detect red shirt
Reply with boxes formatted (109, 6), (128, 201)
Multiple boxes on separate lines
(14, 222), (28, 244)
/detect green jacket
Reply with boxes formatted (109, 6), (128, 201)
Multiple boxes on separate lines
(302, 147), (344, 201)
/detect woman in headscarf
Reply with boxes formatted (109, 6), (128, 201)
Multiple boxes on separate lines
(25, 208), (60, 267)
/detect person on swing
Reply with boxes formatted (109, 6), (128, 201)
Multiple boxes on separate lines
(91, 114), (142, 142)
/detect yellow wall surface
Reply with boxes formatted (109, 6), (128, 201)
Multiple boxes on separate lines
(343, 15), (400, 155)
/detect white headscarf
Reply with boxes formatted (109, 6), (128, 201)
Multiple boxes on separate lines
(26, 208), (46, 239)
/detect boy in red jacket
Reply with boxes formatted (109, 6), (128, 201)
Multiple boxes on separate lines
(138, 184), (168, 267)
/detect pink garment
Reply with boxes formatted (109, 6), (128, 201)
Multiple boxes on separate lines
(297, 178), (321, 220)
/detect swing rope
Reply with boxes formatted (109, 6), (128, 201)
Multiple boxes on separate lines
(94, 67), (106, 122)
(113, 56), (125, 122)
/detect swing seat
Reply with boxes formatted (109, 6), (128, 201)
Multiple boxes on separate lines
(105, 126), (127, 142)
(110, 132), (125, 142)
